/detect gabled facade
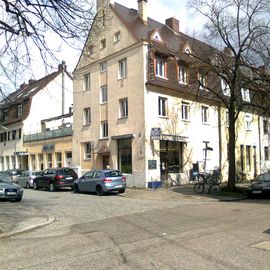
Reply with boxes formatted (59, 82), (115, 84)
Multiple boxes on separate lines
(72, 1), (270, 187)
(0, 63), (73, 171)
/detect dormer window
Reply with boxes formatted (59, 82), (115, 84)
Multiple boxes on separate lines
(241, 88), (250, 102)
(153, 31), (162, 42)
(17, 105), (23, 117)
(179, 64), (187, 84)
(221, 79), (230, 96)
(198, 73), (207, 90)
(155, 57), (167, 78)
(184, 47), (191, 54)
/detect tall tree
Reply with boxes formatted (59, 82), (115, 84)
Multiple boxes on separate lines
(0, 0), (96, 95)
(189, 0), (270, 190)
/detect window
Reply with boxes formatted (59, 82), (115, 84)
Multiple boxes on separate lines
(179, 64), (187, 84)
(181, 102), (190, 120)
(263, 119), (269, 134)
(241, 88), (250, 102)
(155, 57), (166, 78)
(17, 105), (23, 117)
(31, 154), (36, 170)
(87, 45), (93, 55)
(264, 146), (269, 160)
(119, 98), (128, 118)
(12, 130), (16, 140)
(101, 121), (108, 138)
(158, 97), (167, 117)
(225, 111), (229, 127)
(118, 139), (132, 174)
(83, 107), (91, 125)
(118, 58), (127, 79)
(114, 31), (121, 43)
(55, 152), (62, 167)
(198, 73), (207, 90)
(100, 62), (107, 72)
(246, 145), (251, 170)
(201, 106), (209, 123)
(100, 85), (108, 103)
(83, 73), (90, 91)
(100, 38), (106, 49)
(38, 154), (44, 171)
(3, 110), (8, 121)
(47, 153), (53, 168)
(221, 79), (230, 96)
(245, 113), (252, 130)
(84, 142), (92, 159)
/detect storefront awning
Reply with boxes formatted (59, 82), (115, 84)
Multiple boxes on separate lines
(111, 134), (135, 140)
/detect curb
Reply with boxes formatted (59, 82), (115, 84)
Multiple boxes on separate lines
(0, 216), (55, 239)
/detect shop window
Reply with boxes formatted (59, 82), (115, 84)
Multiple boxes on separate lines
(38, 154), (44, 170)
(55, 152), (62, 167)
(47, 153), (53, 168)
(118, 139), (132, 174)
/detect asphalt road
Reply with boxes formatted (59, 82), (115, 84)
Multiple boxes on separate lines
(1, 189), (270, 269)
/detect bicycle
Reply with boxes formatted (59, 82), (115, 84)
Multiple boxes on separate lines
(193, 169), (221, 196)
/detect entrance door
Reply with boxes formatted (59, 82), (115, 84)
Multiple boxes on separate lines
(103, 155), (110, 169)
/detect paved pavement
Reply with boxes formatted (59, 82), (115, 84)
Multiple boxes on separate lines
(0, 184), (247, 238)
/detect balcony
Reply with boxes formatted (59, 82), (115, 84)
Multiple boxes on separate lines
(23, 126), (72, 142)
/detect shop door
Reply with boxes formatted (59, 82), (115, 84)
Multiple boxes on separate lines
(103, 155), (110, 169)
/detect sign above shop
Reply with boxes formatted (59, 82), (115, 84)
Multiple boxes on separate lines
(42, 144), (55, 152)
(150, 128), (161, 140)
(14, 151), (29, 156)
(161, 134), (188, 142)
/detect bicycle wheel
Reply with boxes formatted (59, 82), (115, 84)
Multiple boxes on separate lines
(194, 183), (204, 194)
(210, 184), (221, 196)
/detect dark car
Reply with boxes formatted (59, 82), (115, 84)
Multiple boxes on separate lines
(246, 173), (270, 198)
(33, 168), (78, 192)
(0, 172), (23, 201)
(73, 169), (126, 196)
(17, 170), (43, 189)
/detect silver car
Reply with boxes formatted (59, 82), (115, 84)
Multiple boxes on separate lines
(0, 173), (24, 201)
(17, 171), (43, 189)
(73, 170), (126, 195)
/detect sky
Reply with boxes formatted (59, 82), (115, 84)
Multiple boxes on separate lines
(28, 0), (204, 82)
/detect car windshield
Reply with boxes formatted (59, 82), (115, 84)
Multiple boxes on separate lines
(257, 174), (270, 182)
(0, 173), (12, 183)
(105, 171), (123, 177)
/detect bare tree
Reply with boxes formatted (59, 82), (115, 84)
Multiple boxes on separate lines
(188, 0), (270, 190)
(0, 0), (96, 95)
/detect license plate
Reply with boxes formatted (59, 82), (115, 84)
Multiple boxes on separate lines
(6, 192), (16, 195)
(252, 190), (262, 194)
(66, 177), (73, 180)
(115, 185), (122, 188)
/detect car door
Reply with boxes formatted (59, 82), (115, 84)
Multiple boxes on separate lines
(92, 171), (102, 190)
(41, 169), (54, 188)
(79, 171), (94, 192)
(17, 171), (28, 187)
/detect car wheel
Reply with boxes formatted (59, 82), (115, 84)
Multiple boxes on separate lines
(96, 185), (104, 196)
(118, 189), (125, 194)
(73, 184), (80, 193)
(26, 182), (30, 189)
(49, 182), (56, 192)
(33, 182), (39, 190)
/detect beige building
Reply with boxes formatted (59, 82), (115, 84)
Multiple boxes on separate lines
(72, 1), (270, 187)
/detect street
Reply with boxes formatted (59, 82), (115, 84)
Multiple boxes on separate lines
(0, 188), (270, 269)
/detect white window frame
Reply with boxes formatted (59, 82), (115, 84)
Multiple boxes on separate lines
(83, 107), (91, 125)
(241, 88), (250, 102)
(101, 121), (108, 138)
(118, 58), (127, 79)
(245, 113), (252, 130)
(181, 102), (190, 121)
(100, 85), (108, 104)
(201, 106), (209, 124)
(100, 62), (107, 72)
(155, 57), (166, 78)
(119, 98), (128, 118)
(114, 31), (121, 43)
(83, 73), (90, 91)
(221, 79), (231, 96)
(198, 73), (207, 90)
(84, 142), (92, 159)
(179, 65), (187, 84)
(158, 97), (167, 117)
(17, 105), (23, 117)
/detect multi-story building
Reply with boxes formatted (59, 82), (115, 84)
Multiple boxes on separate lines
(72, 1), (270, 187)
(0, 63), (73, 171)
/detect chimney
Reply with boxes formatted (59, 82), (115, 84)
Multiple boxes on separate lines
(20, 83), (28, 90)
(165, 17), (180, 32)
(138, 0), (148, 24)
(28, 79), (36, 84)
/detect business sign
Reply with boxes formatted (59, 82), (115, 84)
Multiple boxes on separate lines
(42, 144), (55, 152)
(150, 128), (161, 140)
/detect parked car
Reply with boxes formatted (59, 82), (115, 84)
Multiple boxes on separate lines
(246, 173), (270, 198)
(4, 169), (25, 183)
(33, 167), (78, 192)
(0, 172), (23, 201)
(73, 169), (126, 196)
(17, 170), (43, 189)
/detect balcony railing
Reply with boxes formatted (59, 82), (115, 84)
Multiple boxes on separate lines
(23, 126), (72, 142)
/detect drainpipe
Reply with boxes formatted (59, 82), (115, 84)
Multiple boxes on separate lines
(258, 115), (262, 174)
(61, 61), (65, 125)
(218, 105), (222, 168)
